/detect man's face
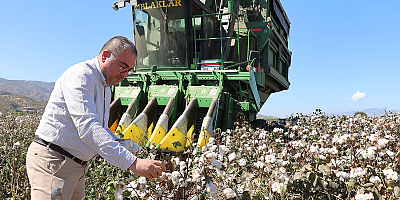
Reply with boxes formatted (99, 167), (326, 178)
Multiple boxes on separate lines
(102, 49), (136, 86)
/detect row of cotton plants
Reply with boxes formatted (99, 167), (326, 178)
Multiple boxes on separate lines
(0, 112), (41, 199)
(1, 110), (400, 199)
(111, 111), (400, 200)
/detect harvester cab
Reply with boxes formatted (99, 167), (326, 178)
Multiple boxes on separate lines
(109, 0), (292, 152)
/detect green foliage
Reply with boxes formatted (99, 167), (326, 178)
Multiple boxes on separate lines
(354, 111), (367, 117)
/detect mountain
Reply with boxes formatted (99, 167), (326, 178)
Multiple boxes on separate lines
(257, 113), (279, 119)
(0, 91), (47, 113)
(0, 78), (54, 101)
(327, 108), (400, 117)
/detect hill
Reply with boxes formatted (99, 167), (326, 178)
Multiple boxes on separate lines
(0, 91), (47, 113)
(327, 108), (400, 117)
(256, 113), (279, 119)
(0, 77), (54, 101)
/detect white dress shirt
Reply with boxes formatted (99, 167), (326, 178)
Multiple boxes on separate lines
(36, 57), (136, 170)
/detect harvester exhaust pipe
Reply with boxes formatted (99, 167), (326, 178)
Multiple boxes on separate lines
(157, 98), (197, 151)
(146, 97), (175, 148)
(197, 98), (218, 149)
(115, 98), (137, 134)
(123, 97), (156, 146)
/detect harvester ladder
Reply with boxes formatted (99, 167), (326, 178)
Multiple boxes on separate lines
(193, 10), (241, 69)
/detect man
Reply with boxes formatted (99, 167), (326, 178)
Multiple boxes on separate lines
(26, 36), (166, 199)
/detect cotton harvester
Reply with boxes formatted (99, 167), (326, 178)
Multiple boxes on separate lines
(109, 0), (292, 151)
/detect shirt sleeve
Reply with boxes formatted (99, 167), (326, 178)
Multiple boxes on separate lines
(61, 67), (136, 170)
(107, 127), (120, 141)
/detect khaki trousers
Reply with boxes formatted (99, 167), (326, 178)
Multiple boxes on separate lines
(26, 142), (87, 200)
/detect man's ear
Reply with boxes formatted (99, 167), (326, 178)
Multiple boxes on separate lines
(101, 50), (111, 63)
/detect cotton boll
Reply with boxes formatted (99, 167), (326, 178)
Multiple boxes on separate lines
(219, 145), (227, 153)
(113, 182), (126, 200)
(204, 151), (217, 163)
(387, 150), (395, 157)
(254, 161), (265, 169)
(271, 182), (283, 193)
(218, 145), (227, 160)
(208, 137), (215, 145)
(364, 192), (374, 200)
(259, 131), (267, 139)
(336, 171), (349, 181)
(238, 158), (247, 167)
(328, 146), (338, 155)
(13, 141), (20, 147)
(206, 182), (219, 199)
(192, 169), (202, 181)
(114, 188), (123, 200)
(130, 190), (138, 198)
(257, 144), (267, 151)
(355, 191), (374, 200)
(294, 153), (302, 159)
(170, 171), (181, 185)
(329, 181), (339, 188)
(309, 145), (319, 154)
(368, 134), (378, 143)
(192, 147), (198, 155)
(223, 188), (237, 199)
(209, 144), (218, 151)
(378, 138), (389, 148)
(173, 157), (180, 166)
(128, 181), (138, 190)
(350, 167), (366, 178)
(212, 160), (223, 169)
(228, 152), (237, 162)
(180, 161), (186, 172)
(194, 156), (200, 164)
(138, 177), (147, 185)
(201, 145), (208, 152)
(383, 169), (399, 181)
(264, 154), (276, 164)
(369, 175), (381, 183)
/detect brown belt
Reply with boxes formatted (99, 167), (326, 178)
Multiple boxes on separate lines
(33, 136), (88, 166)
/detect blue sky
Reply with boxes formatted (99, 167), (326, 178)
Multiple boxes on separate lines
(1, 1), (399, 118)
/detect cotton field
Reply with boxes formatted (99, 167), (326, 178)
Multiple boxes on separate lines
(1, 110), (400, 199)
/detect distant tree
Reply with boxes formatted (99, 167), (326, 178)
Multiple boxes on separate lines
(354, 111), (367, 117)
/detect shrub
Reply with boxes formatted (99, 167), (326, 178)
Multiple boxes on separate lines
(354, 111), (367, 117)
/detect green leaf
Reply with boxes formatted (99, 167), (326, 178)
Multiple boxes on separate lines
(308, 172), (318, 187)
(242, 191), (251, 200)
(362, 183), (374, 188)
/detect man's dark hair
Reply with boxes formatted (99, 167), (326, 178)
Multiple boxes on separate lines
(100, 36), (137, 57)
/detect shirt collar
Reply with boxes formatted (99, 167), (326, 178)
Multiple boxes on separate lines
(93, 57), (109, 87)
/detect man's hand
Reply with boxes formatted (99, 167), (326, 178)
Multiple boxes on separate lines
(129, 158), (166, 179)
